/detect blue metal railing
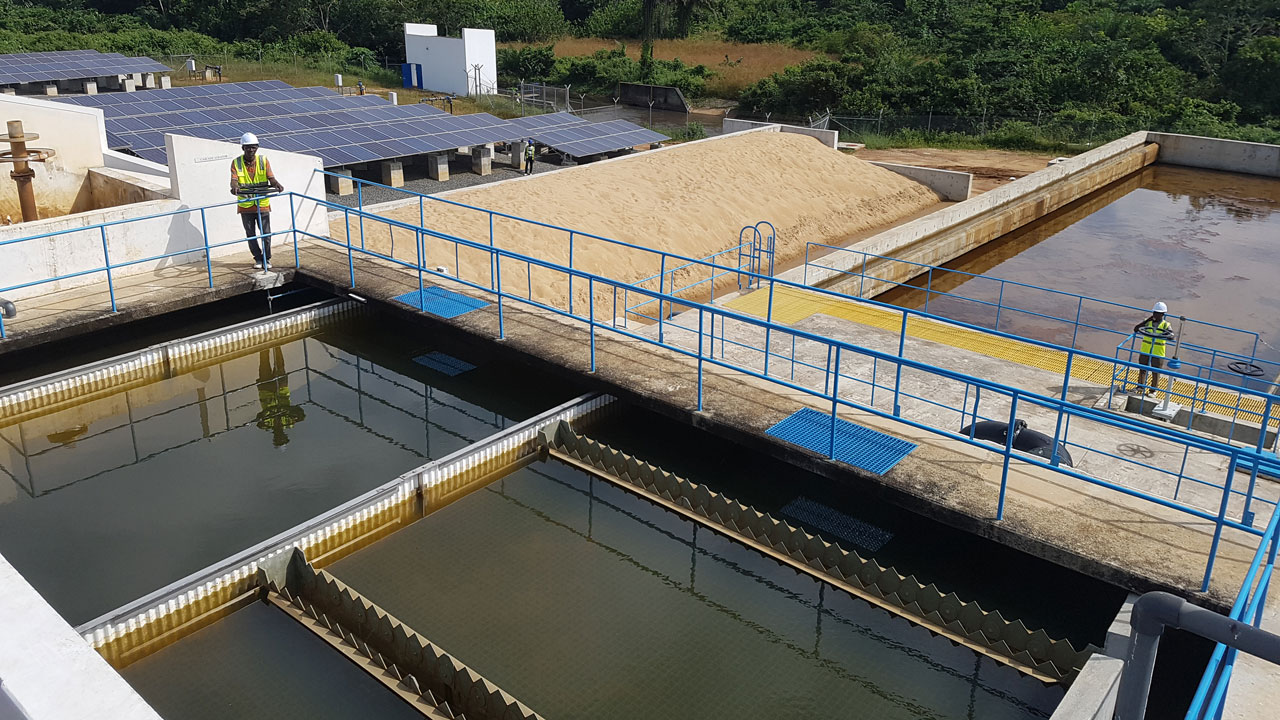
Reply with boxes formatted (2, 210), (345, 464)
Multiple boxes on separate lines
(0, 195), (299, 339)
(801, 241), (1266, 362)
(6, 176), (1280, 595)
(1186, 504), (1280, 719)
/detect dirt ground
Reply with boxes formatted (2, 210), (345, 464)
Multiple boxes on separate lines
(334, 132), (940, 313)
(855, 148), (1058, 194)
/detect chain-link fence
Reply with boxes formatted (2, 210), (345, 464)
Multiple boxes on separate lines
(152, 54), (392, 88)
(732, 108), (1130, 145)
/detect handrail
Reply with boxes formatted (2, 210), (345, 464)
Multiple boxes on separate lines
(307, 168), (1280, 412)
(802, 240), (1263, 351)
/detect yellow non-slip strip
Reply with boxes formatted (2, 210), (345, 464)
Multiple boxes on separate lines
(725, 286), (1276, 427)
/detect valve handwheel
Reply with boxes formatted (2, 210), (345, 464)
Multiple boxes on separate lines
(1227, 361), (1264, 377)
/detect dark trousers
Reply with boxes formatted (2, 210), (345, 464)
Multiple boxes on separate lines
(1137, 353), (1165, 389)
(241, 211), (272, 262)
(524, 156), (534, 175)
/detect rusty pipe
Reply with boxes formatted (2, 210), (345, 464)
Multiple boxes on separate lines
(6, 120), (36, 222)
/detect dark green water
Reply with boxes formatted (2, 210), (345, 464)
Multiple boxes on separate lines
(330, 460), (1064, 720)
(0, 314), (580, 624)
(123, 601), (423, 720)
(587, 407), (1125, 647)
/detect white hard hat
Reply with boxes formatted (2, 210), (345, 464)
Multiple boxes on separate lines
(1153, 301), (1167, 313)
(240, 132), (259, 146)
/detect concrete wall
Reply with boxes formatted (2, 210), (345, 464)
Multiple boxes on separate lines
(1147, 132), (1280, 177)
(88, 167), (168, 209)
(0, 95), (107, 219)
(404, 23), (495, 96)
(869, 161), (972, 201)
(1050, 593), (1137, 720)
(0, 550), (163, 720)
(102, 150), (169, 185)
(0, 136), (327, 302)
(722, 118), (838, 148)
(797, 131), (1157, 297)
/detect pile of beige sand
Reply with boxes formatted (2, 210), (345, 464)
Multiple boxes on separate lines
(334, 131), (940, 314)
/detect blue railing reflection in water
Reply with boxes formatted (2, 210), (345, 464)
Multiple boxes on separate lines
(5, 173), (1280, 713)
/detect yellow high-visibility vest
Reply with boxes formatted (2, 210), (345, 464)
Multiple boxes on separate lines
(234, 155), (271, 211)
(1139, 319), (1172, 356)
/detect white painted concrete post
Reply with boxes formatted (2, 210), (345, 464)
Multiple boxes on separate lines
(123, 77), (137, 92)
(334, 74), (343, 88)
(82, 80), (98, 95)
(511, 141), (527, 170)
(143, 73), (157, 89)
(427, 154), (449, 181)
(43, 84), (57, 96)
(381, 160), (404, 188)
(159, 74), (172, 89)
(326, 168), (354, 196)
(2, 88), (15, 96)
(388, 91), (398, 105)
(471, 144), (493, 176)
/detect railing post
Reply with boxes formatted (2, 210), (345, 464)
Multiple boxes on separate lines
(100, 226), (117, 312)
(289, 193), (299, 269)
(823, 345), (833, 396)
(1071, 297), (1084, 349)
(829, 347), (842, 459)
(893, 310), (907, 416)
(568, 231), (575, 316)
(697, 309), (705, 411)
(416, 230), (424, 299)
(495, 252), (505, 340)
(1051, 353), (1075, 466)
(763, 279), (775, 377)
(997, 394), (1019, 521)
(969, 387), (982, 438)
(1201, 453), (1239, 592)
(588, 276), (595, 372)
(356, 182), (365, 249)
(859, 253), (868, 299)
(343, 207), (355, 287)
(199, 207), (213, 288)
(924, 267), (933, 314)
(804, 243), (810, 285)
(658, 254), (666, 344)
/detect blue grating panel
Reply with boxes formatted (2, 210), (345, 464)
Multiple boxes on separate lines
(412, 351), (477, 377)
(393, 286), (490, 319)
(780, 495), (894, 552)
(766, 407), (916, 475)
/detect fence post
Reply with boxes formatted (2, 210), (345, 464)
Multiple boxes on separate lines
(994, 282), (1005, 331)
(829, 347), (842, 459)
(924, 268), (934, 314)
(199, 207), (213, 288)
(763, 279), (776, 376)
(697, 309), (705, 411)
(893, 310), (908, 417)
(1051, 353), (1075, 466)
(100, 226), (117, 312)
(344, 207), (355, 287)
(1071, 297), (1084, 349)
(495, 253), (505, 340)
(658, 255), (667, 344)
(568, 231), (575, 316)
(1201, 454), (1239, 592)
(588, 276), (595, 372)
(997, 394), (1019, 521)
(356, 182), (365, 249)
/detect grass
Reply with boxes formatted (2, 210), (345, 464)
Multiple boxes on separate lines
(501, 36), (818, 98)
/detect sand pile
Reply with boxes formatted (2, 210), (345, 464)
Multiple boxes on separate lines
(335, 131), (940, 314)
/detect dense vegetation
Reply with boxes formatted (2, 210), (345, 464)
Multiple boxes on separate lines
(6, 0), (1280, 145)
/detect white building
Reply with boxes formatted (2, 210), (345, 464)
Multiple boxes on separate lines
(402, 24), (497, 97)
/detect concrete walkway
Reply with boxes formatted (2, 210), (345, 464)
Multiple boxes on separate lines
(0, 252), (290, 356)
(289, 243), (1263, 608)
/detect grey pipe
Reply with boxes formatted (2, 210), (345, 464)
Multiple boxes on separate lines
(0, 297), (14, 319)
(1115, 591), (1280, 720)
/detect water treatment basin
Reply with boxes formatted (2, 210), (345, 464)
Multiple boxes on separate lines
(0, 312), (581, 624)
(328, 459), (1065, 719)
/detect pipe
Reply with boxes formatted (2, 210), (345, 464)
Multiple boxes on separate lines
(6, 120), (36, 222)
(0, 297), (13, 318)
(1115, 591), (1280, 720)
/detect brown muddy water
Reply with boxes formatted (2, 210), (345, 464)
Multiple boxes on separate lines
(879, 165), (1280, 368)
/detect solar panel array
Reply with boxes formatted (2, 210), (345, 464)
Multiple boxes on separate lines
(54, 82), (664, 168)
(0, 49), (169, 86)
(510, 112), (667, 157)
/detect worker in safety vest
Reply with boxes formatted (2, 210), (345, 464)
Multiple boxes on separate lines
(254, 347), (305, 448)
(524, 140), (536, 175)
(230, 132), (284, 270)
(1132, 301), (1173, 395)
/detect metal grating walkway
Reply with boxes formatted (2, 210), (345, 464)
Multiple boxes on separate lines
(393, 286), (490, 319)
(767, 407), (916, 474)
